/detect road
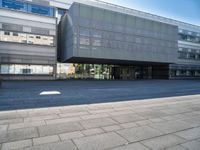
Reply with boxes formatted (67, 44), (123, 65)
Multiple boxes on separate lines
(0, 80), (200, 110)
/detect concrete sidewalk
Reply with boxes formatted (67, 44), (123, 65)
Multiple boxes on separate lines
(0, 94), (200, 150)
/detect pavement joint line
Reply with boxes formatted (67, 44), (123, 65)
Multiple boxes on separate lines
(71, 138), (80, 150)
(139, 141), (152, 150)
(58, 134), (62, 141)
(113, 130), (130, 143)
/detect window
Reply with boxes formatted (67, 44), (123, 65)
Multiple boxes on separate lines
(1, 0), (54, 17)
(179, 33), (200, 44)
(30, 4), (53, 16)
(4, 31), (10, 35)
(0, 30), (54, 46)
(80, 36), (90, 45)
(2, 0), (26, 11)
(13, 32), (18, 36)
(58, 8), (66, 16)
(0, 64), (53, 75)
(36, 36), (41, 39)
(92, 38), (101, 46)
(80, 28), (90, 36)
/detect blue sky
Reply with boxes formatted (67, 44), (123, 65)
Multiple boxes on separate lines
(101, 0), (200, 26)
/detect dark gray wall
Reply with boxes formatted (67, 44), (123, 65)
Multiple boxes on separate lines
(59, 2), (179, 64)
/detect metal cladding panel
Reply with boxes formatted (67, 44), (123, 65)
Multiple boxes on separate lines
(60, 2), (179, 64)
(0, 42), (56, 65)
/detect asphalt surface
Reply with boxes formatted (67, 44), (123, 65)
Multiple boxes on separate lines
(0, 80), (200, 110)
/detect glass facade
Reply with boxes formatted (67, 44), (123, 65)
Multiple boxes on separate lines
(0, 64), (53, 75)
(0, 0), (54, 16)
(57, 63), (112, 79)
(58, 8), (66, 16)
(179, 33), (200, 44)
(57, 63), (153, 80)
(0, 30), (54, 46)
(170, 65), (200, 78)
(178, 48), (200, 61)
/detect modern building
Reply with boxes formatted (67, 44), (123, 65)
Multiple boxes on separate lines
(0, 0), (200, 80)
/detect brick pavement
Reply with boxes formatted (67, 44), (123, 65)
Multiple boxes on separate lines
(0, 94), (200, 150)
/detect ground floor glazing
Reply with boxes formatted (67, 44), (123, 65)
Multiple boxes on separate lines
(56, 63), (169, 80)
(0, 63), (199, 80)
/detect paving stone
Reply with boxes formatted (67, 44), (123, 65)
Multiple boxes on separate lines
(79, 118), (117, 129)
(33, 135), (60, 145)
(109, 142), (149, 150)
(59, 111), (89, 118)
(149, 120), (192, 134)
(120, 122), (138, 129)
(181, 117), (200, 128)
(111, 113), (144, 123)
(24, 114), (59, 122)
(161, 116), (177, 121)
(102, 125), (122, 132)
(138, 110), (168, 119)
(22, 140), (77, 150)
(165, 145), (187, 150)
(116, 126), (163, 142)
(181, 140), (200, 150)
(73, 132), (127, 150)
(0, 125), (8, 132)
(149, 118), (165, 123)
(38, 122), (83, 137)
(0, 111), (28, 120)
(141, 134), (185, 150)
(82, 128), (104, 136)
(175, 127), (200, 140)
(80, 113), (110, 120)
(109, 110), (134, 116)
(59, 131), (84, 140)
(8, 121), (45, 130)
(0, 127), (38, 143)
(1, 139), (32, 150)
(89, 108), (114, 114)
(0, 118), (23, 125)
(135, 120), (152, 126)
(45, 117), (81, 125)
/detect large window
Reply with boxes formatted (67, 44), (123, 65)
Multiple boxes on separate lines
(1, 0), (54, 17)
(178, 50), (200, 61)
(30, 4), (54, 16)
(179, 33), (200, 44)
(0, 30), (54, 46)
(2, 0), (26, 11)
(58, 8), (66, 16)
(57, 63), (112, 80)
(0, 64), (53, 75)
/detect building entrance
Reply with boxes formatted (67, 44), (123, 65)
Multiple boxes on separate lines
(111, 66), (152, 80)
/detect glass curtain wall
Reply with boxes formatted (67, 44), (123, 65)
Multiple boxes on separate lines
(57, 63), (153, 80)
(57, 63), (112, 80)
(0, 30), (54, 46)
(0, 64), (53, 75)
(0, 0), (54, 17)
